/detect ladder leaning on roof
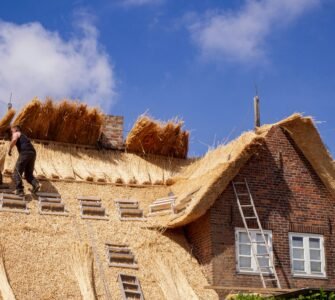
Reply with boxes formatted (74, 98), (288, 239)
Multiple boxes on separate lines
(232, 178), (281, 289)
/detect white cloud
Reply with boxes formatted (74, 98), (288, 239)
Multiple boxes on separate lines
(189, 0), (320, 63)
(0, 16), (116, 114)
(121, 0), (163, 7)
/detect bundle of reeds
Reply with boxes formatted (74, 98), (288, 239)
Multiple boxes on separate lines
(126, 115), (189, 159)
(13, 98), (104, 145)
(0, 109), (16, 137)
(69, 242), (96, 300)
(0, 245), (16, 300)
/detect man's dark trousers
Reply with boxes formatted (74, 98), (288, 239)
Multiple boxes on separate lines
(14, 151), (37, 192)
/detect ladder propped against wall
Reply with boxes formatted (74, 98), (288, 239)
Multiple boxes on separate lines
(232, 179), (281, 289)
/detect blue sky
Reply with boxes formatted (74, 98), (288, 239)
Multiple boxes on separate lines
(0, 0), (334, 157)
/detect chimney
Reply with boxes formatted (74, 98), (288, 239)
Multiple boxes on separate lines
(254, 95), (260, 130)
(100, 115), (124, 149)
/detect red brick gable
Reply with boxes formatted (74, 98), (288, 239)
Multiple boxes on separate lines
(185, 125), (335, 295)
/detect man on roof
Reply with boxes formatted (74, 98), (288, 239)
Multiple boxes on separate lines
(8, 125), (40, 196)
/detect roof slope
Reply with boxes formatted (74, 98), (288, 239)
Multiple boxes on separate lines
(0, 178), (217, 300)
(148, 114), (335, 228)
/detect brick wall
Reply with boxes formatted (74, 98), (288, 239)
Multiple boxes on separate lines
(185, 126), (335, 294)
(100, 115), (124, 149)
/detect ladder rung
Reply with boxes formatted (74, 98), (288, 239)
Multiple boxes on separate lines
(233, 182), (246, 185)
(264, 278), (277, 281)
(241, 205), (253, 208)
(245, 216), (257, 219)
(256, 254), (270, 257)
(237, 193), (249, 196)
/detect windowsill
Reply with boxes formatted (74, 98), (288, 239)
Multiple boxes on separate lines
(292, 274), (328, 280)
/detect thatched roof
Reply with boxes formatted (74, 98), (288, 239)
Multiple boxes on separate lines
(0, 113), (333, 230)
(0, 177), (217, 299)
(148, 114), (335, 228)
(126, 115), (189, 159)
(0, 142), (189, 185)
(13, 98), (104, 145)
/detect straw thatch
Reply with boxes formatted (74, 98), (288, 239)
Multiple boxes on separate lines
(13, 98), (103, 145)
(0, 109), (16, 137)
(0, 176), (218, 300)
(154, 257), (199, 300)
(69, 243), (96, 300)
(0, 142), (189, 185)
(0, 245), (16, 300)
(126, 115), (189, 159)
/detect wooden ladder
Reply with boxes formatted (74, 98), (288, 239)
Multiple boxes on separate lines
(232, 179), (281, 289)
(118, 274), (144, 300)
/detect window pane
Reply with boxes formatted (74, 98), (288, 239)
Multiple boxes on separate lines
(293, 248), (304, 259)
(292, 236), (303, 247)
(258, 257), (269, 268)
(309, 238), (320, 249)
(256, 233), (268, 242)
(293, 260), (305, 272)
(311, 261), (322, 273)
(310, 249), (321, 261)
(239, 232), (249, 243)
(239, 244), (251, 255)
(240, 256), (251, 268)
(257, 245), (267, 255)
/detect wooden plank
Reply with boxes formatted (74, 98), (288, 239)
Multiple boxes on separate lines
(118, 203), (139, 209)
(109, 262), (139, 269)
(39, 197), (62, 203)
(81, 201), (101, 207)
(2, 199), (26, 208)
(39, 211), (69, 216)
(40, 202), (65, 210)
(81, 215), (109, 221)
(0, 208), (29, 214)
(110, 253), (135, 260)
(36, 192), (60, 198)
(2, 193), (24, 200)
(77, 196), (101, 201)
(120, 209), (143, 214)
(82, 207), (105, 214)
(115, 199), (138, 204)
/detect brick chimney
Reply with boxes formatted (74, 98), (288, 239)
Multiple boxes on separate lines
(100, 115), (124, 149)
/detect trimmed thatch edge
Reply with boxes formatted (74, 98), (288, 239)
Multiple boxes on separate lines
(164, 114), (335, 228)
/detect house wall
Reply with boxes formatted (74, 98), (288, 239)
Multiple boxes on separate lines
(185, 126), (335, 293)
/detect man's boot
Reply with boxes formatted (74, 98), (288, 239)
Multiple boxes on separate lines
(31, 180), (40, 194)
(15, 190), (25, 196)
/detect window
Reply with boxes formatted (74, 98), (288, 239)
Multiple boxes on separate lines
(235, 228), (273, 274)
(289, 233), (326, 277)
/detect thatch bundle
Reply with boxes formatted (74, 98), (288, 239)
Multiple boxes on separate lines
(154, 258), (199, 300)
(69, 242), (96, 300)
(0, 245), (16, 300)
(0, 109), (16, 137)
(126, 115), (189, 159)
(13, 98), (103, 145)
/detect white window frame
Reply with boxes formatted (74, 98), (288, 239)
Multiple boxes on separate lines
(235, 228), (273, 274)
(289, 233), (326, 278)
